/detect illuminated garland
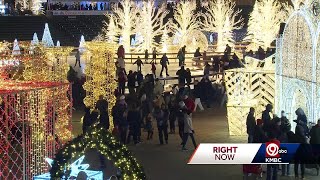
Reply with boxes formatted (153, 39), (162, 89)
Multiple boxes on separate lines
(50, 125), (146, 180)
(83, 42), (117, 130)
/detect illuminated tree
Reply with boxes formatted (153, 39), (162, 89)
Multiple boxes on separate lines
(135, 0), (166, 52)
(42, 23), (54, 47)
(79, 35), (86, 53)
(160, 26), (170, 53)
(12, 39), (21, 55)
(31, 0), (43, 15)
(246, 0), (291, 50)
(104, 14), (118, 43)
(109, 0), (138, 52)
(169, 0), (200, 47)
(200, 0), (244, 50)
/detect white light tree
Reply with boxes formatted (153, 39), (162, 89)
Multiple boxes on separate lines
(200, 0), (244, 51)
(104, 14), (118, 43)
(79, 35), (86, 53)
(42, 23), (54, 47)
(56, 41), (60, 47)
(12, 39), (21, 55)
(109, 0), (138, 52)
(31, 32), (39, 45)
(31, 0), (43, 15)
(245, 0), (291, 50)
(160, 26), (170, 53)
(135, 0), (166, 52)
(169, 0), (200, 47)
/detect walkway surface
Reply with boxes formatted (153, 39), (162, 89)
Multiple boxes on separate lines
(71, 106), (320, 180)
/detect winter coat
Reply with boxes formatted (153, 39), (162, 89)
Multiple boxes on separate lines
(127, 110), (141, 131)
(193, 84), (202, 98)
(160, 55), (169, 66)
(310, 124), (320, 144)
(280, 116), (291, 133)
(253, 125), (267, 143)
(246, 113), (256, 135)
(184, 113), (193, 133)
(184, 98), (195, 113)
(186, 71), (192, 84)
(127, 73), (136, 88)
(153, 109), (169, 127)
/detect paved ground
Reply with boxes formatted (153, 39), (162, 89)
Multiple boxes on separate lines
(71, 106), (320, 180)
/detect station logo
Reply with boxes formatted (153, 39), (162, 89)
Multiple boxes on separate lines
(265, 142), (287, 163)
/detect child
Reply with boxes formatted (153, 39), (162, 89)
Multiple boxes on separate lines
(151, 62), (156, 78)
(145, 113), (154, 140)
(133, 56), (143, 72)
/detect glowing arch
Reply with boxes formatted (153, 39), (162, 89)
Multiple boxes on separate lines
(50, 125), (146, 180)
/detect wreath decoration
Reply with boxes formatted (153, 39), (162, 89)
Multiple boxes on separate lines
(50, 125), (146, 180)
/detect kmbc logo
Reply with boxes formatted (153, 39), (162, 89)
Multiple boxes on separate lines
(265, 141), (287, 163)
(266, 142), (280, 158)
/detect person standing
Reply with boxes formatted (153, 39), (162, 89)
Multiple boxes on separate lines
(74, 50), (81, 67)
(176, 66), (187, 85)
(95, 95), (110, 130)
(266, 133), (279, 180)
(177, 49), (184, 67)
(112, 95), (128, 144)
(180, 101), (197, 151)
(193, 80), (204, 111)
(144, 49), (149, 63)
(181, 45), (186, 66)
(262, 104), (273, 131)
(151, 62), (156, 78)
(117, 45), (125, 59)
(153, 104), (169, 144)
(127, 70), (136, 95)
(160, 53), (170, 77)
(185, 68), (192, 87)
(168, 99), (177, 134)
(310, 119), (320, 144)
(246, 107), (256, 143)
(152, 47), (157, 64)
(133, 56), (143, 72)
(127, 103), (141, 145)
(117, 69), (127, 95)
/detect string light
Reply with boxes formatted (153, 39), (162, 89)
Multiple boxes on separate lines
(83, 42), (117, 130)
(50, 124), (146, 179)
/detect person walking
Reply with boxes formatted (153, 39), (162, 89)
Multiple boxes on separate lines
(133, 56), (143, 72)
(74, 50), (81, 67)
(168, 99), (177, 134)
(153, 104), (169, 144)
(180, 101), (197, 151)
(181, 45), (186, 66)
(152, 47), (157, 64)
(246, 107), (256, 143)
(177, 49), (184, 67)
(145, 49), (149, 63)
(151, 62), (156, 78)
(160, 53), (170, 77)
(193, 80), (204, 111)
(185, 68), (192, 87)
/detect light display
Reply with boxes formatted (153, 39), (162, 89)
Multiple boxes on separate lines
(108, 0), (138, 52)
(276, 3), (317, 127)
(0, 81), (72, 179)
(79, 35), (86, 53)
(135, 0), (166, 52)
(246, 0), (292, 50)
(224, 66), (275, 135)
(104, 14), (118, 44)
(50, 125), (146, 179)
(56, 40), (60, 47)
(15, 0), (28, 10)
(42, 23), (54, 47)
(31, 0), (43, 15)
(169, 0), (199, 48)
(160, 26), (170, 53)
(12, 39), (20, 55)
(83, 42), (117, 130)
(200, 0), (244, 50)
(31, 32), (39, 45)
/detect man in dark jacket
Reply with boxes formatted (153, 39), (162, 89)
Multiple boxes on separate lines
(160, 53), (170, 77)
(310, 119), (320, 144)
(253, 119), (267, 143)
(176, 66), (187, 85)
(192, 80), (204, 111)
(246, 107), (256, 143)
(127, 70), (136, 95)
(262, 104), (273, 131)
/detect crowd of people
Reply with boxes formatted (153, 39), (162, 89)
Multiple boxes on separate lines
(79, 44), (227, 153)
(246, 105), (320, 179)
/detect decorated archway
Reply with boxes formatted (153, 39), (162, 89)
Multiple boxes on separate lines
(50, 125), (146, 180)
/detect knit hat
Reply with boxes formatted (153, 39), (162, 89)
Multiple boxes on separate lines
(257, 119), (263, 126)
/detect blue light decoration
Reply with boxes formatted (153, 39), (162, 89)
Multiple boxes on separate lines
(33, 156), (103, 180)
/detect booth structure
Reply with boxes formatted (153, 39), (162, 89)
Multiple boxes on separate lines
(276, 1), (320, 128)
(225, 56), (275, 136)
